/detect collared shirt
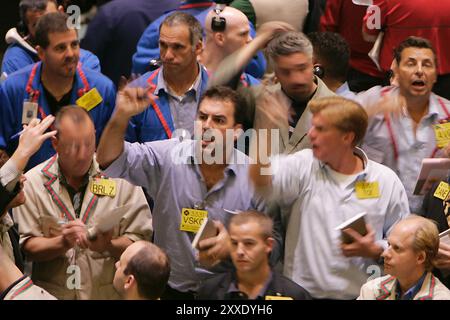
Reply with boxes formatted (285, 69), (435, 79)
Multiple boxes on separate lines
(336, 82), (357, 101)
(395, 272), (427, 300)
(155, 65), (203, 136)
(103, 138), (266, 293)
(226, 271), (273, 300)
(58, 169), (90, 219)
(357, 86), (450, 213)
(271, 147), (409, 299)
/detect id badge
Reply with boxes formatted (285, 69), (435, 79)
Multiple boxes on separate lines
(22, 101), (38, 124)
(180, 208), (208, 233)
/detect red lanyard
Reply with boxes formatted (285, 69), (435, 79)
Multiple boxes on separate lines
(26, 63), (90, 120)
(178, 2), (213, 10)
(147, 69), (172, 139)
(382, 87), (450, 161)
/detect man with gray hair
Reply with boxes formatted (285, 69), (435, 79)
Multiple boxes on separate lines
(126, 11), (209, 143)
(211, 24), (334, 154)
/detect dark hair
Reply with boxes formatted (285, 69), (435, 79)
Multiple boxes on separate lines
(394, 36), (437, 66)
(308, 31), (350, 82)
(160, 12), (203, 47)
(199, 85), (247, 126)
(34, 11), (73, 48)
(19, 0), (57, 33)
(123, 243), (171, 300)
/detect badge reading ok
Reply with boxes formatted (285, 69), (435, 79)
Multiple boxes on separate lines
(355, 181), (380, 199)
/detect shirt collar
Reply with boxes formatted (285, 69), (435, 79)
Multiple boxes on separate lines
(395, 272), (427, 300)
(319, 147), (369, 181)
(227, 271), (273, 300)
(181, 139), (244, 176)
(336, 82), (351, 95)
(155, 64), (203, 101)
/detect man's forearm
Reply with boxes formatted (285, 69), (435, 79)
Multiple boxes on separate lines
(23, 236), (70, 262)
(107, 236), (133, 259)
(96, 113), (129, 169)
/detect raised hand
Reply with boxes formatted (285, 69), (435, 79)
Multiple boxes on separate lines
(115, 83), (155, 119)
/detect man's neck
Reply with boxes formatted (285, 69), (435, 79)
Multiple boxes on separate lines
(405, 95), (430, 124)
(327, 149), (364, 175)
(163, 63), (199, 96)
(41, 66), (74, 101)
(323, 77), (344, 93)
(200, 43), (224, 73)
(397, 270), (426, 297)
(237, 265), (271, 299)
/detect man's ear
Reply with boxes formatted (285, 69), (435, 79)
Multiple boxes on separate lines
(124, 274), (135, 290)
(58, 5), (65, 13)
(37, 45), (45, 61)
(195, 39), (203, 56)
(342, 131), (355, 147)
(265, 237), (274, 255)
(51, 135), (58, 151)
(214, 32), (225, 47)
(416, 250), (426, 266)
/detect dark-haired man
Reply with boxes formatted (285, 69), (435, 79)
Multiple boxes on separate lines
(0, 12), (116, 170)
(97, 85), (276, 299)
(358, 37), (450, 213)
(2, 0), (100, 78)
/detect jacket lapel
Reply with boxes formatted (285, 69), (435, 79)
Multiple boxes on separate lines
(376, 275), (397, 300)
(41, 155), (76, 221)
(414, 272), (435, 300)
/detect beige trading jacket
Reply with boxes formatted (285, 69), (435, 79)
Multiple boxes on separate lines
(14, 155), (152, 300)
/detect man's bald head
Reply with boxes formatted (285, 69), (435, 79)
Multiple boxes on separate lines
(205, 7), (251, 55)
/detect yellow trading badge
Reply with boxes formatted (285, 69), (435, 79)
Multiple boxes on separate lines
(76, 88), (103, 111)
(355, 181), (380, 199)
(434, 122), (450, 148)
(90, 177), (116, 197)
(434, 181), (450, 201)
(180, 208), (208, 233)
(265, 295), (293, 300)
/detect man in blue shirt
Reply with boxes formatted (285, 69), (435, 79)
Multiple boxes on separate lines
(131, 0), (266, 79)
(126, 12), (209, 144)
(97, 85), (279, 299)
(0, 12), (116, 171)
(1, 0), (100, 79)
(81, 0), (178, 86)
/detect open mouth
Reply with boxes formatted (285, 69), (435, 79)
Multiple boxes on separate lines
(411, 80), (426, 88)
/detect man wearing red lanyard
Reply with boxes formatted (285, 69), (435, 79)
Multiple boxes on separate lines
(0, 12), (116, 171)
(126, 12), (209, 144)
(358, 37), (450, 213)
(131, 0), (266, 79)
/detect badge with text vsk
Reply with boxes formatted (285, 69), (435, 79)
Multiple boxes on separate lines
(180, 207), (208, 233)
